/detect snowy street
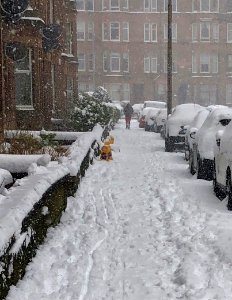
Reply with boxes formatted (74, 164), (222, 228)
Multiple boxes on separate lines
(6, 120), (232, 300)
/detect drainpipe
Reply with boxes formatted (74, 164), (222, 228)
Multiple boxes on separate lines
(0, 15), (4, 142)
(167, 0), (172, 116)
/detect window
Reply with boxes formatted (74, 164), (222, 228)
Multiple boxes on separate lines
(88, 22), (94, 40)
(79, 83), (94, 92)
(200, 22), (210, 41)
(110, 0), (120, 10)
(228, 55), (232, 72)
(66, 77), (74, 101)
(102, 23), (109, 40)
(192, 23), (198, 42)
(228, 0), (232, 12)
(192, 53), (197, 73)
(111, 53), (120, 72)
(144, 23), (150, 42)
(89, 54), (95, 71)
(211, 54), (218, 73)
(192, 0), (198, 11)
(103, 52), (108, 72)
(110, 22), (120, 40)
(78, 54), (85, 71)
(144, 0), (150, 11)
(144, 23), (157, 42)
(15, 48), (33, 108)
(228, 24), (232, 43)
(122, 22), (129, 41)
(144, 56), (157, 73)
(123, 83), (130, 101)
(164, 0), (177, 12)
(210, 0), (219, 12)
(151, 57), (157, 73)
(65, 23), (72, 54)
(77, 0), (84, 10)
(164, 23), (177, 42)
(122, 53), (129, 72)
(102, 0), (108, 10)
(86, 0), (94, 11)
(200, 53), (210, 73)
(122, 0), (128, 10)
(151, 24), (157, 42)
(144, 57), (150, 73)
(110, 83), (121, 101)
(200, 0), (209, 11)
(212, 24), (219, 42)
(77, 0), (94, 10)
(77, 22), (85, 40)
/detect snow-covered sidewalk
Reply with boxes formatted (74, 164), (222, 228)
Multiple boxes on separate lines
(7, 120), (232, 300)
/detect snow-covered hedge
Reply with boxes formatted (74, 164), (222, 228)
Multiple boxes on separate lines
(0, 124), (109, 299)
(67, 89), (120, 132)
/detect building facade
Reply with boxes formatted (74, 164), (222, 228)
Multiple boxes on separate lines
(0, 0), (78, 131)
(76, 0), (232, 107)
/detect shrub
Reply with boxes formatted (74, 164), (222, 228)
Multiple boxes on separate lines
(67, 89), (120, 132)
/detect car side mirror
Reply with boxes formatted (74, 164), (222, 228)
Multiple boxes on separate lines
(189, 127), (198, 139)
(216, 130), (224, 148)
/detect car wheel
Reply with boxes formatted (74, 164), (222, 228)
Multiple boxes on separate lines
(165, 137), (174, 152)
(197, 157), (205, 179)
(184, 148), (189, 161)
(213, 161), (226, 200)
(227, 174), (232, 210)
(145, 124), (149, 131)
(189, 151), (196, 175)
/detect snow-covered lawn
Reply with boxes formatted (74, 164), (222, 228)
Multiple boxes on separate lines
(6, 120), (232, 300)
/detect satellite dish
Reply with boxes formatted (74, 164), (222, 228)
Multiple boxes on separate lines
(0, 0), (28, 15)
(42, 37), (60, 53)
(42, 24), (62, 40)
(5, 42), (27, 61)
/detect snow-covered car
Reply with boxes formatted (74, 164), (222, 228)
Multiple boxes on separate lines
(143, 100), (166, 109)
(185, 108), (211, 172)
(144, 108), (161, 131)
(139, 107), (151, 128)
(165, 103), (203, 152)
(132, 103), (143, 119)
(154, 108), (167, 133)
(213, 118), (232, 207)
(193, 106), (232, 181)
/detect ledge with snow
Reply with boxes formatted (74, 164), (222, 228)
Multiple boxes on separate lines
(0, 125), (107, 300)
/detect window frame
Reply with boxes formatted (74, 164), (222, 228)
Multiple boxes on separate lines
(15, 48), (33, 109)
(110, 22), (120, 41)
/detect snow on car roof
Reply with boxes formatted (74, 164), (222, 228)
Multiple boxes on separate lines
(197, 106), (232, 159)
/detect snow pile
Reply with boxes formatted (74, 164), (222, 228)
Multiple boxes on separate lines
(62, 124), (103, 176)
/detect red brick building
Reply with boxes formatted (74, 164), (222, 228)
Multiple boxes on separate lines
(0, 0), (78, 131)
(76, 0), (232, 107)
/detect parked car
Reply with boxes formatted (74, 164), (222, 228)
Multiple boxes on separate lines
(132, 103), (143, 119)
(165, 103), (203, 152)
(213, 117), (232, 208)
(139, 107), (152, 128)
(144, 108), (161, 131)
(143, 100), (166, 109)
(193, 106), (232, 181)
(185, 108), (211, 171)
(154, 108), (167, 133)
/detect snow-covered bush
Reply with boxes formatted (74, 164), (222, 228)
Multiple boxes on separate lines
(67, 91), (120, 132)
(92, 86), (111, 103)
